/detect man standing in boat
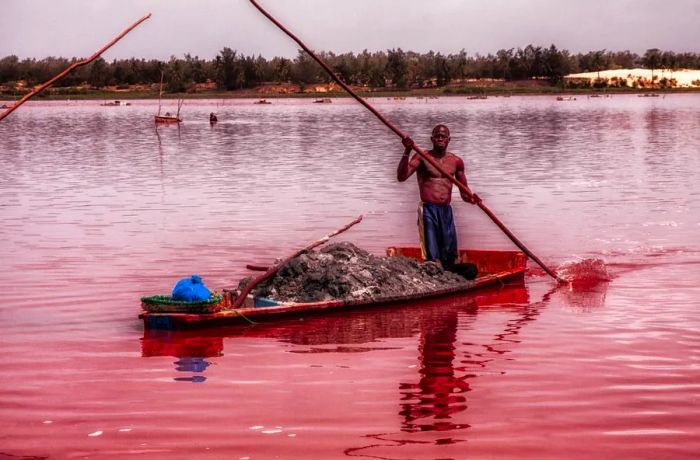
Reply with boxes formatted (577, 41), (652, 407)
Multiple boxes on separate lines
(397, 124), (479, 272)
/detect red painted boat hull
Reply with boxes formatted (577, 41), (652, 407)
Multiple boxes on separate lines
(140, 247), (527, 329)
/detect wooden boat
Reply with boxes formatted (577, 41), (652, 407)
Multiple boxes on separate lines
(141, 282), (531, 358)
(314, 98), (332, 103)
(140, 247), (527, 330)
(254, 99), (272, 104)
(154, 114), (182, 124)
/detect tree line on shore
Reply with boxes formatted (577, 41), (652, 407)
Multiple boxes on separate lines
(1, 46), (699, 94)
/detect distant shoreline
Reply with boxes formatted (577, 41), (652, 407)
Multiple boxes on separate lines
(2, 84), (698, 102)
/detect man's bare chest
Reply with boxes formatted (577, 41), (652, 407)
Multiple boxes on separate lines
(419, 154), (457, 177)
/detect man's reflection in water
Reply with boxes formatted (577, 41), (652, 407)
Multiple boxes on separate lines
(398, 284), (541, 433)
(399, 307), (470, 432)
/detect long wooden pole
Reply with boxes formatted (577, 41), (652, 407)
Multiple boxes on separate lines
(157, 71), (164, 116)
(0, 13), (152, 122)
(248, 0), (565, 283)
(230, 215), (363, 309)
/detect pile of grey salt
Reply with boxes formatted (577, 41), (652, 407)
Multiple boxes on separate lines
(242, 242), (470, 303)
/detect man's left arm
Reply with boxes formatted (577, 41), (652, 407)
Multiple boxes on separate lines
(455, 157), (479, 204)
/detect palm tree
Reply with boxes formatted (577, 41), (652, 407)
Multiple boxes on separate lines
(642, 48), (662, 86)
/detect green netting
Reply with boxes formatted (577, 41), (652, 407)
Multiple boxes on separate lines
(141, 293), (223, 313)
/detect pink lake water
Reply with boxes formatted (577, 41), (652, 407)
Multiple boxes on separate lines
(1, 95), (699, 459)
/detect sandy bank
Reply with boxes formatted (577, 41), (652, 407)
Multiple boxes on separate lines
(566, 68), (700, 87)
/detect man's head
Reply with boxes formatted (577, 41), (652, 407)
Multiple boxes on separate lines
(431, 124), (450, 152)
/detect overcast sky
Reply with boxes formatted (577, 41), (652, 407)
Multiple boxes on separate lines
(2, 0), (699, 61)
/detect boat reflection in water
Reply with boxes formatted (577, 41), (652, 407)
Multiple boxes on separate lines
(142, 330), (223, 383)
(141, 277), (607, 432)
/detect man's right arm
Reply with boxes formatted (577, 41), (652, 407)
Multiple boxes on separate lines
(397, 137), (417, 182)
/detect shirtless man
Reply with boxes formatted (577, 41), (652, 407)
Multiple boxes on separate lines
(397, 124), (479, 270)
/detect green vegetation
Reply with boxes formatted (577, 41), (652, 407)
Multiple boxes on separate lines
(1, 46), (699, 98)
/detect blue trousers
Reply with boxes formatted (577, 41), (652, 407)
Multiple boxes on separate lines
(418, 202), (458, 266)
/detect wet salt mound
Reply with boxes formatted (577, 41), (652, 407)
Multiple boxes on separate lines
(556, 258), (612, 286)
(254, 242), (470, 303)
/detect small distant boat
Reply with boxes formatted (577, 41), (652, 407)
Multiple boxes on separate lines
(155, 113), (182, 124)
(0, 103), (11, 109)
(556, 96), (576, 101)
(154, 101), (183, 124)
(154, 72), (182, 124)
(254, 99), (272, 104)
(467, 95), (487, 100)
(313, 98), (332, 103)
(637, 93), (660, 98)
(101, 100), (122, 106)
